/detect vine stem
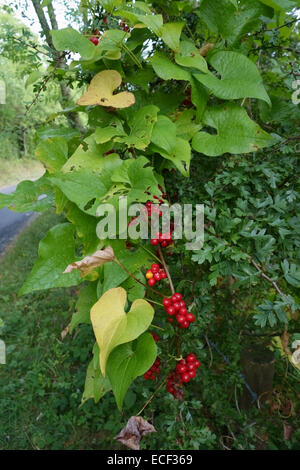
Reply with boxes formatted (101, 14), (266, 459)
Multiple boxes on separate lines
(136, 375), (169, 416)
(114, 258), (165, 298)
(158, 246), (175, 294)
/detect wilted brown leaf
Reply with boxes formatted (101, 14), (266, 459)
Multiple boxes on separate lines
(61, 323), (70, 340)
(199, 42), (214, 56)
(63, 246), (114, 276)
(115, 416), (156, 450)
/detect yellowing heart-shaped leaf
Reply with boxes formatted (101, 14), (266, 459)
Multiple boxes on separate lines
(90, 287), (154, 375)
(77, 70), (135, 108)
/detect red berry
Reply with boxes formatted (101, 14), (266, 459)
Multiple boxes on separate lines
(168, 317), (173, 323)
(174, 293), (182, 300)
(178, 301), (186, 308)
(150, 239), (159, 246)
(195, 360), (201, 368)
(171, 294), (178, 303)
(189, 370), (196, 379)
(180, 320), (190, 329)
(89, 36), (99, 45)
(163, 298), (172, 307)
(186, 313), (195, 323)
(176, 315), (185, 324)
(186, 354), (197, 363)
(160, 271), (167, 279)
(187, 363), (196, 371)
(151, 263), (160, 272)
(181, 373), (191, 383)
(179, 307), (188, 316)
(160, 240), (168, 248)
(173, 302), (181, 311)
(167, 306), (176, 316)
(104, 17), (107, 24)
(153, 272), (161, 281)
(176, 364), (187, 374)
(148, 278), (156, 287)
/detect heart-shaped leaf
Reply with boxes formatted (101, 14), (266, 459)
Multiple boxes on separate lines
(90, 287), (154, 375)
(77, 70), (135, 108)
(107, 332), (157, 410)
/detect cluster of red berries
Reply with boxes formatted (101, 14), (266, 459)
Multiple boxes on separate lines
(150, 230), (173, 248)
(144, 357), (161, 380)
(163, 293), (195, 328)
(145, 201), (162, 217)
(89, 36), (99, 46)
(146, 263), (167, 286)
(166, 354), (201, 398)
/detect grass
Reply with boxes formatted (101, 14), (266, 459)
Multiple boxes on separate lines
(0, 210), (123, 450)
(0, 158), (44, 189)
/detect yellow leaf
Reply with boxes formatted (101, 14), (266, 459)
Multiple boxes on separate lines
(90, 287), (154, 375)
(77, 70), (135, 108)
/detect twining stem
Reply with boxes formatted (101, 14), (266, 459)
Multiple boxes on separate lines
(150, 324), (165, 331)
(136, 375), (169, 416)
(114, 258), (165, 298)
(145, 299), (164, 307)
(158, 246), (175, 295)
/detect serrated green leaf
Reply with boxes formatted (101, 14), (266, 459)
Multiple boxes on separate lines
(107, 332), (157, 410)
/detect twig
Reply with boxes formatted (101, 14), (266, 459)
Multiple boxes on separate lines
(114, 258), (165, 298)
(205, 334), (213, 368)
(136, 375), (169, 416)
(158, 246), (175, 294)
(250, 258), (285, 297)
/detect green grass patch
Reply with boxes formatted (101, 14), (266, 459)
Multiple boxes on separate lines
(0, 210), (122, 450)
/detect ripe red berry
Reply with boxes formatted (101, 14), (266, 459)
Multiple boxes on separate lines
(150, 239), (159, 246)
(151, 263), (160, 272)
(180, 320), (190, 329)
(176, 314), (185, 324)
(194, 360), (201, 368)
(168, 317), (173, 324)
(163, 298), (172, 307)
(174, 293), (182, 300)
(179, 307), (188, 316)
(176, 364), (187, 374)
(173, 302), (181, 311)
(89, 36), (99, 46)
(178, 301), (186, 308)
(161, 240), (168, 248)
(171, 294), (178, 303)
(160, 271), (167, 279)
(186, 354), (197, 363)
(153, 272), (161, 281)
(186, 313), (195, 323)
(148, 278), (156, 287)
(189, 370), (196, 379)
(181, 373), (191, 383)
(167, 306), (176, 316)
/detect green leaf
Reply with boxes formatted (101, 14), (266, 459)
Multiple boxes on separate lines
(135, 14), (163, 36)
(175, 41), (208, 73)
(174, 109), (202, 140)
(199, 0), (270, 45)
(49, 169), (110, 215)
(66, 203), (100, 254)
(107, 332), (157, 410)
(0, 176), (54, 213)
(160, 22), (185, 52)
(51, 27), (96, 60)
(25, 70), (43, 88)
(114, 105), (159, 149)
(194, 51), (270, 104)
(35, 137), (68, 173)
(94, 118), (126, 144)
(151, 52), (191, 81)
(150, 115), (191, 176)
(258, 0), (297, 10)
(192, 103), (274, 156)
(190, 76), (209, 120)
(90, 287), (154, 375)
(62, 135), (121, 173)
(81, 357), (111, 405)
(70, 282), (98, 333)
(19, 224), (82, 296)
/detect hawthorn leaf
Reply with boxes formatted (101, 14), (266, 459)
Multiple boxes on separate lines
(115, 416), (156, 450)
(35, 137), (68, 173)
(90, 287), (154, 375)
(151, 52), (191, 81)
(194, 51), (270, 104)
(107, 332), (157, 410)
(77, 70), (135, 108)
(64, 246), (115, 276)
(19, 223), (81, 295)
(175, 40), (208, 73)
(192, 103), (274, 156)
(160, 22), (185, 52)
(70, 282), (98, 332)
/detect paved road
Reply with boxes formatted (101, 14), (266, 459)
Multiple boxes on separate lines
(0, 185), (33, 254)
